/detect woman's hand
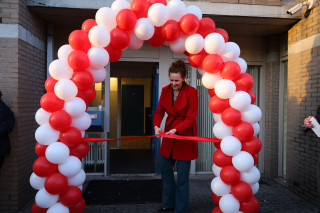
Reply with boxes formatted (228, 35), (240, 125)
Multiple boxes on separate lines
(166, 128), (177, 134)
(154, 126), (163, 135)
(304, 116), (314, 128)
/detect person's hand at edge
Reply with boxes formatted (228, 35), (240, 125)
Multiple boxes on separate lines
(304, 116), (314, 128)
(166, 129), (177, 135)
(154, 126), (163, 135)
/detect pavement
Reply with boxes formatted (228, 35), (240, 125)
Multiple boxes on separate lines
(20, 174), (318, 213)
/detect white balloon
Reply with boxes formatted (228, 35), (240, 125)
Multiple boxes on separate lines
(30, 172), (46, 190)
(221, 136), (242, 156)
(35, 124), (59, 146)
(88, 26), (110, 48)
(211, 177), (231, 196)
(68, 169), (86, 186)
(81, 131), (85, 138)
(135, 18), (155, 40)
(250, 182), (259, 195)
(201, 72), (222, 89)
(71, 112), (92, 131)
(111, 0), (130, 13)
(78, 185), (83, 191)
(229, 91), (251, 111)
(213, 121), (232, 139)
(88, 47), (110, 69)
(54, 79), (78, 101)
(197, 68), (205, 75)
(241, 105), (262, 124)
(49, 59), (73, 80)
(95, 7), (117, 31)
(45, 142), (70, 164)
(204, 33), (225, 54)
(35, 108), (51, 125)
(35, 188), (59, 208)
(221, 42), (241, 62)
(186, 5), (202, 20)
(170, 34), (187, 54)
(252, 122), (260, 136)
(89, 68), (107, 83)
(47, 202), (69, 213)
(185, 34), (204, 54)
(58, 44), (73, 62)
(167, 0), (187, 21)
(148, 3), (169, 27)
(240, 166), (260, 185)
(219, 194), (240, 213)
(235, 58), (247, 73)
(58, 156), (82, 177)
(128, 31), (143, 50)
(212, 164), (222, 177)
(64, 97), (86, 118)
(232, 151), (254, 172)
(213, 113), (221, 122)
(215, 79), (236, 99)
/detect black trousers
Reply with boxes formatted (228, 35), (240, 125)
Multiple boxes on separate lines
(0, 156), (4, 169)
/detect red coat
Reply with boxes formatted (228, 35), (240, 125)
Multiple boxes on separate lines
(153, 83), (198, 161)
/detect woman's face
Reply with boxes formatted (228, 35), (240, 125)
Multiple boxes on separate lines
(169, 72), (185, 91)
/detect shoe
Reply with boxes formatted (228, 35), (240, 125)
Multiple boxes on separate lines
(158, 207), (175, 212)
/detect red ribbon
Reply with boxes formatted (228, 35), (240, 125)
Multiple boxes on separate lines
(82, 132), (221, 143)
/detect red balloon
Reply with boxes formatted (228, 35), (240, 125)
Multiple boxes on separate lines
(116, 9), (138, 31)
(68, 50), (90, 71)
(208, 95), (230, 113)
(221, 107), (242, 127)
(241, 136), (262, 155)
(69, 30), (91, 52)
(161, 20), (180, 42)
(72, 71), (94, 90)
(70, 142), (90, 159)
(45, 172), (68, 194)
(248, 90), (256, 104)
(148, 27), (165, 47)
(253, 153), (259, 165)
(214, 142), (220, 149)
(221, 61), (241, 80)
(240, 196), (259, 213)
(202, 54), (224, 74)
(130, 0), (150, 18)
(220, 165), (241, 185)
(233, 122), (254, 141)
(149, 0), (167, 5)
(35, 143), (48, 157)
(197, 18), (216, 38)
(180, 14), (200, 35)
(77, 86), (96, 103)
(188, 50), (207, 68)
(32, 202), (47, 213)
(212, 207), (223, 213)
(81, 19), (97, 33)
(232, 181), (253, 202)
(49, 110), (72, 131)
(212, 149), (232, 167)
(69, 198), (86, 213)
(105, 45), (122, 62)
(110, 27), (130, 50)
(45, 77), (58, 92)
(60, 186), (83, 207)
(215, 28), (229, 42)
(40, 92), (64, 113)
(60, 127), (82, 148)
(211, 193), (221, 205)
(208, 89), (215, 97)
(235, 73), (254, 92)
(33, 156), (58, 177)
(183, 51), (190, 56)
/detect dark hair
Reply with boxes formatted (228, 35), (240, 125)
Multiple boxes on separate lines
(169, 59), (187, 79)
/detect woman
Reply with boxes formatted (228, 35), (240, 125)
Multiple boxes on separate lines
(153, 59), (198, 213)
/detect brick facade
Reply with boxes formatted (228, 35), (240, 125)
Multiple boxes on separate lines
(287, 1), (320, 204)
(0, 0), (46, 212)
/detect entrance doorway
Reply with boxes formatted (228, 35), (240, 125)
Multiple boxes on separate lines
(109, 61), (158, 174)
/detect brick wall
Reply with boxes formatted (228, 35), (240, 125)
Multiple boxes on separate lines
(0, 0), (46, 212)
(189, 0), (281, 6)
(287, 1), (320, 204)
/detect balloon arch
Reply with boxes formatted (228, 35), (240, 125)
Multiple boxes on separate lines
(30, 0), (262, 212)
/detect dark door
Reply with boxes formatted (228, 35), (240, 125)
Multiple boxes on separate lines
(121, 85), (144, 135)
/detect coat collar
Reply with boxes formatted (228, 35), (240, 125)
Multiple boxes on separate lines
(164, 82), (188, 114)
